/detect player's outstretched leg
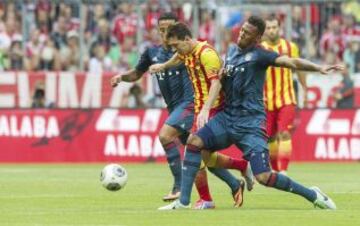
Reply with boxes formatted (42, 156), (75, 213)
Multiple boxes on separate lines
(251, 150), (336, 210)
(158, 135), (206, 210)
(159, 125), (182, 201)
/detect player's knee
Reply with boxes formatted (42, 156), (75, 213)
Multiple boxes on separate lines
(278, 131), (291, 141)
(255, 172), (271, 186)
(186, 134), (204, 149)
(158, 133), (176, 145)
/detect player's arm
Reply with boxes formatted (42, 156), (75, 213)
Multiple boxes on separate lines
(274, 55), (344, 74)
(149, 53), (182, 73)
(197, 49), (222, 128)
(110, 69), (144, 87)
(111, 48), (151, 87)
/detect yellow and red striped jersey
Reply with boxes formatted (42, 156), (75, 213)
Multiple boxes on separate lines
(261, 38), (299, 111)
(177, 41), (224, 113)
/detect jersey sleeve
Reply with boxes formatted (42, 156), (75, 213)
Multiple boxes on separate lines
(200, 48), (222, 80)
(258, 48), (279, 67)
(135, 48), (152, 73)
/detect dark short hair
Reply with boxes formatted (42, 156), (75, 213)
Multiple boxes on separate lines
(166, 22), (193, 40)
(248, 15), (266, 36)
(265, 14), (280, 26)
(158, 12), (178, 23)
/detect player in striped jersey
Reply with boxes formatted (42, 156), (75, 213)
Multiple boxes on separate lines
(262, 16), (308, 174)
(151, 22), (252, 209)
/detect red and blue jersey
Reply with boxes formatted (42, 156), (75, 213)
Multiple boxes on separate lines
(136, 45), (194, 110)
(223, 44), (279, 125)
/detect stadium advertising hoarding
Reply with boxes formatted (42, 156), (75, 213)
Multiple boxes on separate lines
(0, 72), (359, 108)
(0, 109), (359, 162)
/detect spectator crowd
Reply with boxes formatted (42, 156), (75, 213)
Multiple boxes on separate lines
(0, 0), (358, 108)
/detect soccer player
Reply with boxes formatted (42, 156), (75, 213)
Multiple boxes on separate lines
(261, 16), (308, 174)
(149, 21), (253, 208)
(158, 16), (342, 210)
(111, 13), (251, 209)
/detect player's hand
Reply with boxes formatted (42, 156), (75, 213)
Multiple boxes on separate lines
(196, 108), (210, 129)
(319, 64), (345, 75)
(110, 74), (122, 88)
(149, 63), (165, 73)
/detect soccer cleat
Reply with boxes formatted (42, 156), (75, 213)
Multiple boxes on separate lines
(158, 199), (191, 210)
(193, 199), (215, 210)
(311, 186), (337, 210)
(242, 163), (255, 191)
(162, 189), (180, 202)
(232, 179), (245, 207)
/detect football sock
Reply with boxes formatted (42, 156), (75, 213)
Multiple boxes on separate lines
(265, 172), (317, 202)
(278, 139), (292, 172)
(194, 168), (212, 201)
(208, 167), (241, 194)
(213, 153), (248, 173)
(268, 139), (279, 171)
(163, 142), (182, 191)
(180, 144), (202, 205)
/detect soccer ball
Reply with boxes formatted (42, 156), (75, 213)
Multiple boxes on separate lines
(100, 164), (128, 191)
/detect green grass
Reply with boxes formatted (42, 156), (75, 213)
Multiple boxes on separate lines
(0, 163), (359, 226)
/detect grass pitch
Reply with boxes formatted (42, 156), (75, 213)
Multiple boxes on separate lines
(0, 163), (359, 226)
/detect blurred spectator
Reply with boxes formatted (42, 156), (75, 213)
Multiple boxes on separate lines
(332, 64), (354, 109)
(139, 27), (160, 53)
(343, 40), (360, 74)
(39, 38), (60, 71)
(342, 14), (360, 43)
(117, 36), (138, 72)
(35, 0), (53, 34)
(144, 0), (161, 31)
(31, 80), (55, 108)
(88, 44), (112, 75)
(198, 9), (215, 45)
(122, 84), (147, 109)
(60, 30), (80, 72)
(8, 35), (23, 70)
(25, 28), (44, 70)
(320, 16), (345, 60)
(112, 2), (139, 44)
(90, 18), (117, 55)
(51, 16), (69, 50)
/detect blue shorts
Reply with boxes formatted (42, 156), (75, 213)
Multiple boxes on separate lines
(196, 111), (270, 175)
(165, 101), (194, 144)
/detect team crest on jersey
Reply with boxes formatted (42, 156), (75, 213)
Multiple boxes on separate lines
(244, 53), (252, 61)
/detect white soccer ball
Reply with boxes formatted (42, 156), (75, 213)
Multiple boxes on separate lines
(100, 164), (128, 191)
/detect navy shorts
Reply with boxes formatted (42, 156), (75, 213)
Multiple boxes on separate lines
(165, 101), (194, 144)
(196, 111), (270, 175)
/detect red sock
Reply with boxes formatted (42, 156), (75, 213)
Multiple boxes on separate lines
(195, 168), (212, 201)
(228, 158), (248, 173)
(270, 158), (279, 171)
(278, 157), (290, 171)
(278, 139), (292, 172)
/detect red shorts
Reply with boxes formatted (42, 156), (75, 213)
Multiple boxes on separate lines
(266, 104), (296, 138)
(191, 107), (222, 133)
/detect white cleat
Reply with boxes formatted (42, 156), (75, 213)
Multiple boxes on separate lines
(311, 186), (337, 210)
(158, 199), (191, 210)
(243, 163), (254, 191)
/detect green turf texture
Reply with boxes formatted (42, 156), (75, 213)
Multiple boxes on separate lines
(0, 163), (359, 226)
